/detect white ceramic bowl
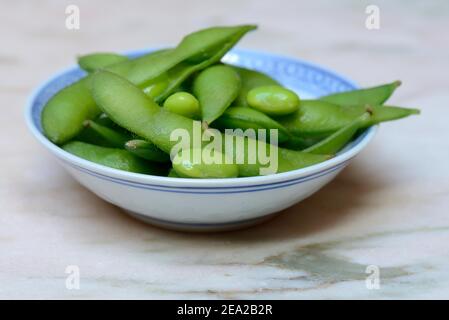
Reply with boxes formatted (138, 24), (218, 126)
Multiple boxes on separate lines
(25, 48), (377, 232)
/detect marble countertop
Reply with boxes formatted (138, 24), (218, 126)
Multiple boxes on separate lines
(1, 0), (448, 299)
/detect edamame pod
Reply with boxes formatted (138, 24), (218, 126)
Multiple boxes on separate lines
(92, 71), (194, 154)
(163, 92), (200, 118)
(303, 113), (370, 154)
(133, 25), (256, 100)
(278, 100), (351, 137)
(42, 53), (152, 145)
(275, 148), (331, 176)
(42, 25), (256, 144)
(83, 120), (131, 148)
(279, 100), (419, 138)
(231, 66), (280, 107)
(149, 39), (248, 103)
(213, 106), (290, 143)
(78, 53), (129, 72)
(363, 104), (420, 125)
(77, 50), (176, 101)
(176, 25), (256, 63)
(193, 65), (241, 124)
(124, 139), (170, 163)
(247, 85), (300, 116)
(226, 134), (330, 177)
(92, 71), (328, 177)
(320, 81), (401, 106)
(280, 135), (321, 151)
(42, 77), (102, 145)
(172, 148), (239, 178)
(62, 141), (164, 175)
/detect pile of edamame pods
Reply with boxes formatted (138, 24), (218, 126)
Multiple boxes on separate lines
(42, 24), (419, 178)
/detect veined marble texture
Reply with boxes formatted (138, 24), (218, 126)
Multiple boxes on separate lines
(1, 0), (448, 299)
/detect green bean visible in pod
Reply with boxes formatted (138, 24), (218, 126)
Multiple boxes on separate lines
(247, 85), (300, 116)
(172, 148), (239, 178)
(193, 65), (241, 124)
(230, 66), (280, 107)
(62, 141), (165, 175)
(320, 81), (401, 106)
(163, 92), (200, 119)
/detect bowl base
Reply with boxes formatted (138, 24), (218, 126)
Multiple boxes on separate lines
(124, 210), (279, 233)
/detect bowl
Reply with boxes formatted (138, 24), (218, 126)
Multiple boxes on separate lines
(25, 48), (377, 232)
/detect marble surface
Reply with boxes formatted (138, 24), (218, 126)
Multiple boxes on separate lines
(1, 0), (448, 299)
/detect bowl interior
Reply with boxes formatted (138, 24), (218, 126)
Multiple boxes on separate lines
(27, 48), (374, 184)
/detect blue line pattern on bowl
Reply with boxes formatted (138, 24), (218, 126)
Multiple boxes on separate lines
(62, 157), (350, 194)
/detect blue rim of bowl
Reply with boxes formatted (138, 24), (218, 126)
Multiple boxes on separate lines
(25, 48), (378, 193)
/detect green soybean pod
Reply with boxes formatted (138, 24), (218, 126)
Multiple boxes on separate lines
(280, 135), (322, 151)
(247, 85), (300, 116)
(362, 105), (420, 126)
(83, 120), (131, 148)
(92, 71), (194, 154)
(78, 53), (129, 73)
(231, 66), (280, 107)
(91, 71), (329, 177)
(163, 92), (200, 118)
(42, 77), (101, 145)
(279, 100), (419, 138)
(175, 25), (256, 64)
(213, 106), (290, 143)
(62, 141), (164, 175)
(320, 81), (402, 106)
(125, 139), (170, 163)
(134, 25), (257, 102)
(193, 65), (241, 124)
(303, 113), (370, 154)
(172, 148), (239, 179)
(274, 147), (332, 176)
(279, 100), (354, 138)
(42, 53), (150, 145)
